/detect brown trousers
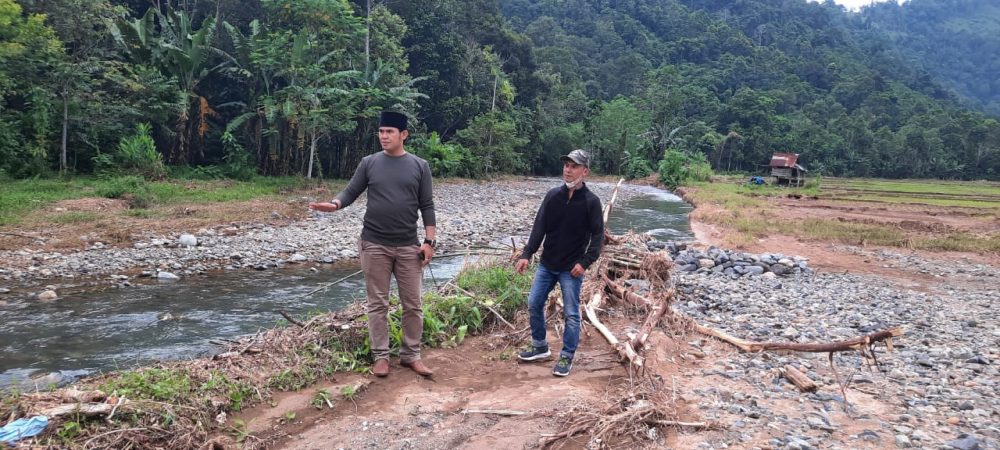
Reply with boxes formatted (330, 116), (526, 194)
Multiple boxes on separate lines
(359, 239), (424, 363)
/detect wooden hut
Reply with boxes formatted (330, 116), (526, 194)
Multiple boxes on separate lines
(770, 152), (807, 187)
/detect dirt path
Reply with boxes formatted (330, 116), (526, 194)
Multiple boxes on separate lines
(235, 322), (700, 450)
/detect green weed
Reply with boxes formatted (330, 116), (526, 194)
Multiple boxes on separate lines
(100, 368), (193, 403)
(311, 389), (333, 409)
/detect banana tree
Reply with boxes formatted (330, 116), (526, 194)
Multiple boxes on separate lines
(111, 7), (231, 164)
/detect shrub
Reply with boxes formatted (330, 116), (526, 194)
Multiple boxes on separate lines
(622, 150), (653, 180)
(94, 123), (166, 179)
(411, 132), (471, 177)
(657, 149), (715, 188)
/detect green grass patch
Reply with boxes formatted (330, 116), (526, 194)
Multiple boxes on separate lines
(199, 370), (256, 411)
(823, 178), (1000, 197)
(0, 176), (345, 226)
(453, 262), (532, 318)
(914, 233), (1000, 253)
(798, 218), (909, 246)
(829, 194), (1000, 209)
(99, 368), (194, 403)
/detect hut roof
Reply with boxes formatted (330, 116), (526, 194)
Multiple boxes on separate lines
(770, 152), (799, 168)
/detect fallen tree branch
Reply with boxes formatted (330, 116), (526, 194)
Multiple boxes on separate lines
(681, 313), (904, 354)
(602, 178), (625, 225)
(584, 293), (643, 368)
(629, 289), (674, 350)
(601, 275), (652, 309)
(648, 419), (711, 429)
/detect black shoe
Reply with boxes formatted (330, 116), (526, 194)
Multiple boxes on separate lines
(517, 345), (551, 361)
(552, 356), (573, 377)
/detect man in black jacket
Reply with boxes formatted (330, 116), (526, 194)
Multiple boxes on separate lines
(515, 149), (604, 377)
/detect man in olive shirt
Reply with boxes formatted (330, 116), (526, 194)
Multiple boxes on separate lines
(309, 111), (436, 377)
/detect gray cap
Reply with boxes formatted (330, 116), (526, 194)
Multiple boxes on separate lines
(559, 149), (591, 167)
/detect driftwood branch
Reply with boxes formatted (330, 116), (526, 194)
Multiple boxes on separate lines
(686, 317), (904, 354)
(41, 402), (114, 418)
(629, 289), (674, 350)
(584, 293), (644, 368)
(602, 178), (625, 226)
(782, 365), (818, 392)
(601, 275), (652, 309)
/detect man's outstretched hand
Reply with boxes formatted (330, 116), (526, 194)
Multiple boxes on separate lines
(308, 201), (340, 212)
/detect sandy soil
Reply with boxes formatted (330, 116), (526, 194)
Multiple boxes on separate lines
(229, 322), (702, 450)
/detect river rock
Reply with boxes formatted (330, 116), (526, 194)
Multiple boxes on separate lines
(948, 437), (983, 450)
(178, 234), (198, 247)
(157, 271), (180, 280)
(37, 290), (58, 301)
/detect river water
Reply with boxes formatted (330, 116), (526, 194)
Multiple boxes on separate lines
(0, 184), (690, 389)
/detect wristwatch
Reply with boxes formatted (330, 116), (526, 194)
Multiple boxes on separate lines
(423, 238), (436, 248)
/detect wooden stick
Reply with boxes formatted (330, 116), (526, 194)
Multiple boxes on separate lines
(602, 178), (625, 225)
(782, 365), (818, 392)
(447, 282), (516, 330)
(276, 310), (305, 328)
(462, 409), (525, 416)
(649, 420), (710, 429)
(40, 402), (114, 418)
(601, 274), (652, 308)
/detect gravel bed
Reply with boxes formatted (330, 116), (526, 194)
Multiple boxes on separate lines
(0, 179), (638, 294)
(673, 251), (998, 450)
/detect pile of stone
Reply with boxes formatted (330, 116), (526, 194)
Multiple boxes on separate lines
(647, 241), (811, 277)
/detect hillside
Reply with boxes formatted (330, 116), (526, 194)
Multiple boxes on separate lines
(498, 0), (1000, 178)
(859, 0), (1000, 116)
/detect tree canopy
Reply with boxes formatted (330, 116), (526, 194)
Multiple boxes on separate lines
(0, 0), (998, 180)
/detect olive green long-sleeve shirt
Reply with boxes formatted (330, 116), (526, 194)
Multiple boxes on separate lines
(334, 152), (436, 247)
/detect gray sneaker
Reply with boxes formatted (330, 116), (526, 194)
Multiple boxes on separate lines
(518, 345), (551, 361)
(552, 356), (573, 377)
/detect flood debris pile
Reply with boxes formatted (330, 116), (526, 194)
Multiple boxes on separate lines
(538, 181), (906, 448)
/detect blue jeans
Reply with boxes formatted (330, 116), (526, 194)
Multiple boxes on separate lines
(527, 263), (583, 360)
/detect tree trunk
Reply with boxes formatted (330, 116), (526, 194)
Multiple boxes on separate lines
(60, 94), (69, 175)
(365, 0), (371, 75)
(307, 131), (317, 179)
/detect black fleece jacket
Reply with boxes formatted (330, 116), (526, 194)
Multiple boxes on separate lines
(520, 183), (604, 272)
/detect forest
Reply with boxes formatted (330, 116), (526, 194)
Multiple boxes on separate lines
(1, 0), (998, 181)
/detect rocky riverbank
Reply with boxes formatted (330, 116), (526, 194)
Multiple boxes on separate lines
(671, 248), (998, 450)
(0, 179), (637, 295)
